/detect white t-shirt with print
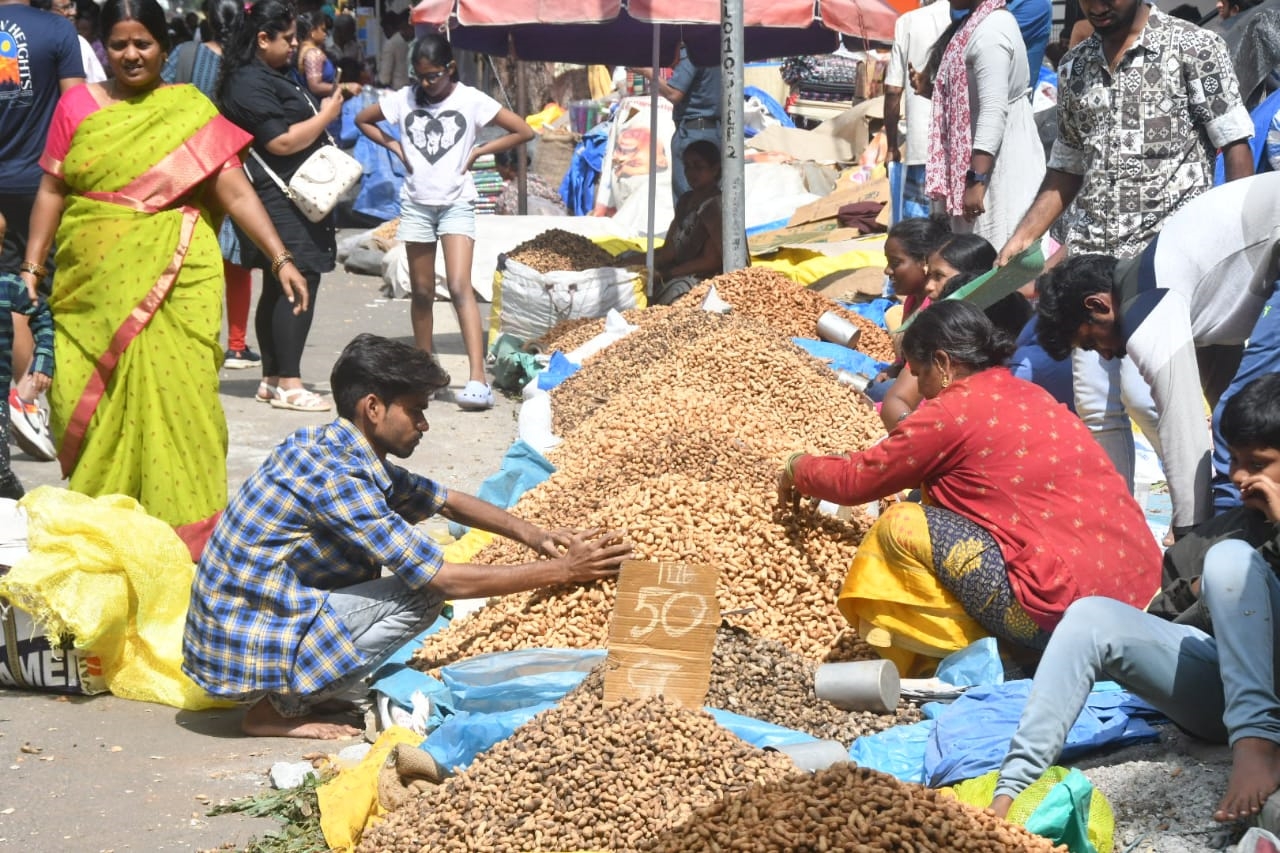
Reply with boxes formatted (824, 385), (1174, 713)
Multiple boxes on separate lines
(381, 82), (502, 205)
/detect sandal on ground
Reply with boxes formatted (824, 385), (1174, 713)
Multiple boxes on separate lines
(270, 387), (332, 412)
(255, 381), (278, 403)
(456, 380), (494, 411)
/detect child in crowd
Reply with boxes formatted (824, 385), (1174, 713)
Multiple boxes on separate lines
(992, 372), (1280, 827)
(0, 211), (55, 497)
(354, 34), (534, 411)
(866, 216), (951, 403)
(619, 140), (728, 306)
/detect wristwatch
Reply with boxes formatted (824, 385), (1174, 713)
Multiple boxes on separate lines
(965, 169), (990, 186)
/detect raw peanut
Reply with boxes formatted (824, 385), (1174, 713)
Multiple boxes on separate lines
(506, 228), (618, 273)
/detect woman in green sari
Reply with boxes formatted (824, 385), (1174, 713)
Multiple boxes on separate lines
(19, 0), (309, 560)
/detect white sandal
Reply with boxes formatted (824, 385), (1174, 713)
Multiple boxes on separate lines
(456, 380), (494, 411)
(270, 387), (332, 412)
(255, 381), (279, 403)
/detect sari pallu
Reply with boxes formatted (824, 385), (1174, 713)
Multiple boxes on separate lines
(43, 85), (252, 559)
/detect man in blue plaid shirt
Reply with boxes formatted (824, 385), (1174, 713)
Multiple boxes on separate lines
(183, 334), (631, 739)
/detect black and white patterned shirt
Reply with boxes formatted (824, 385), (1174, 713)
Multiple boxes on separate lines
(1049, 7), (1252, 258)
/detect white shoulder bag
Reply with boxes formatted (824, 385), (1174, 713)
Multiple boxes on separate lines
(246, 86), (363, 223)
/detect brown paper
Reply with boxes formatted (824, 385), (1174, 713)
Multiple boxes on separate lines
(603, 560), (720, 707)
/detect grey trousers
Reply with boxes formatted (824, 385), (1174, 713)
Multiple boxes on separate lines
(995, 539), (1280, 799)
(268, 575), (445, 718)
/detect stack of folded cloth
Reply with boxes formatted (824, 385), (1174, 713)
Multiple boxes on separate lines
(471, 153), (503, 216)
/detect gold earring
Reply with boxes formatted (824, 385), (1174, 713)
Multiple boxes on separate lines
(941, 374), (951, 388)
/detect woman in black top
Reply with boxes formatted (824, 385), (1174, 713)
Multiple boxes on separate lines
(216, 0), (354, 411)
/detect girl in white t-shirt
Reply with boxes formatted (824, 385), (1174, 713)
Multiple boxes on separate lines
(356, 35), (534, 410)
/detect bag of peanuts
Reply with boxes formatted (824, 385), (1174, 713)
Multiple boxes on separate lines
(488, 255), (647, 351)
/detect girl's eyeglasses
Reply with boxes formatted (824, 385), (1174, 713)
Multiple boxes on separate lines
(418, 69), (449, 83)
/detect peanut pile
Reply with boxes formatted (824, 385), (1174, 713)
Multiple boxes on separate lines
(355, 692), (796, 853)
(506, 228), (619, 273)
(686, 267), (896, 363)
(643, 763), (1067, 853)
(533, 267), (896, 366)
(534, 305), (673, 354)
(411, 312), (889, 670)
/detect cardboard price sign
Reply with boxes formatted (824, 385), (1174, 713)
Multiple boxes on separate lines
(604, 560), (720, 707)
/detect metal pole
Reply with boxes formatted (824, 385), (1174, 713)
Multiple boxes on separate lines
(645, 22), (660, 297)
(720, 0), (747, 271)
(516, 58), (529, 215)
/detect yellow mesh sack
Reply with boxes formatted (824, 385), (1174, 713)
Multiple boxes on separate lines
(940, 766), (1114, 853)
(0, 486), (230, 710)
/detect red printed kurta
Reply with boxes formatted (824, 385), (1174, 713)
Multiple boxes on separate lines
(792, 368), (1161, 631)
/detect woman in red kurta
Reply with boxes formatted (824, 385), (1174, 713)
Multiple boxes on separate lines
(779, 301), (1161, 670)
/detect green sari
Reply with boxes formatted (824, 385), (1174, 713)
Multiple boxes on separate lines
(46, 84), (251, 558)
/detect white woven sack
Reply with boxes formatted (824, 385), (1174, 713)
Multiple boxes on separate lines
(494, 256), (643, 345)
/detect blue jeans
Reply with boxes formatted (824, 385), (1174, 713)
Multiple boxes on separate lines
(994, 539), (1280, 800)
(267, 575), (445, 717)
(903, 164), (930, 220)
(1211, 282), (1280, 512)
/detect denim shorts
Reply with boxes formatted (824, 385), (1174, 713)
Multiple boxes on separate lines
(397, 198), (476, 243)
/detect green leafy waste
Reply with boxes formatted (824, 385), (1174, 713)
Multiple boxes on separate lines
(208, 771), (335, 853)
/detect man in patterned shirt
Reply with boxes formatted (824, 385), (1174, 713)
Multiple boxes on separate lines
(999, 0), (1253, 263)
(996, 0), (1253, 509)
(183, 334), (631, 739)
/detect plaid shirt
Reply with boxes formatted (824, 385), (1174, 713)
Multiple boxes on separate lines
(1050, 8), (1252, 257)
(183, 418), (447, 699)
(0, 274), (54, 386)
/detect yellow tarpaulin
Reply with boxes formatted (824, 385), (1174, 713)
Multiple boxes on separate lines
(0, 486), (230, 710)
(754, 247), (887, 286)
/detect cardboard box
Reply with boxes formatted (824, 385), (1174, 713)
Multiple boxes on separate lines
(603, 560), (719, 708)
(787, 175), (891, 228)
(748, 96), (884, 165)
(748, 221), (866, 254)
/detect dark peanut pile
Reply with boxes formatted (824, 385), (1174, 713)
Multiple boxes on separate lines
(643, 763), (1068, 853)
(708, 626), (924, 742)
(506, 228), (619, 272)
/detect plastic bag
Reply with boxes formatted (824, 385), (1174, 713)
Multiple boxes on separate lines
(790, 338), (889, 377)
(0, 487), (228, 710)
(888, 160), (905, 226)
(934, 637), (1005, 687)
(925, 681), (1161, 788)
(847, 719), (935, 784)
(446, 440), (555, 538)
(490, 334), (541, 392)
(439, 648), (604, 714)
(705, 708), (817, 750)
(943, 766), (1113, 853)
(351, 120), (407, 223)
(422, 703), (557, 773)
(1239, 827), (1280, 853)
(536, 351), (581, 391)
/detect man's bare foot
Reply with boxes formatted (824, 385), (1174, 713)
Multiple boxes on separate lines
(990, 794), (1014, 820)
(241, 699), (362, 739)
(1214, 737), (1280, 822)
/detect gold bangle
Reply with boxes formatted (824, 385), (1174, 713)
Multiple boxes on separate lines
(19, 261), (47, 280)
(270, 250), (295, 278)
(784, 451), (805, 478)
